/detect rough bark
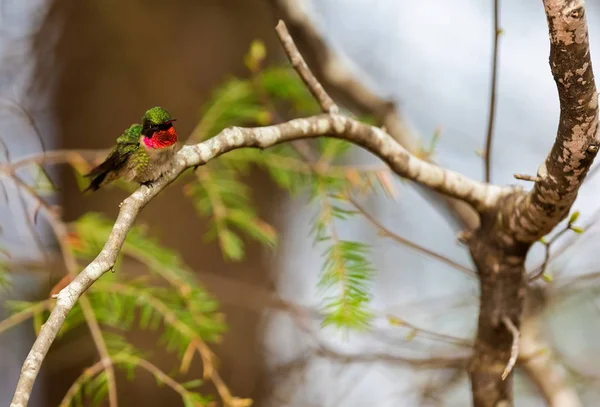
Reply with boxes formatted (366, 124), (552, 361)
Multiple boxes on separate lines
(511, 0), (599, 243)
(468, 193), (530, 406)
(468, 1), (598, 406)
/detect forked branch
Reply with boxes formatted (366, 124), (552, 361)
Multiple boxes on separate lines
(268, 0), (480, 229)
(469, 1), (598, 406)
(9, 21), (498, 407)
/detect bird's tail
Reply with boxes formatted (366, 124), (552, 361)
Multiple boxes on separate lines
(83, 163), (113, 192)
(82, 171), (106, 192)
(82, 148), (127, 192)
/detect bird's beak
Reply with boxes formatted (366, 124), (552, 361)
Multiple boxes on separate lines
(168, 119), (177, 123)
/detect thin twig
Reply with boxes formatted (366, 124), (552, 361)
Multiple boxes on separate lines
(275, 20), (339, 114)
(274, 20), (501, 211)
(247, 49), (321, 164)
(284, 295), (469, 369)
(528, 218), (580, 282)
(0, 98), (47, 156)
(13, 184), (50, 265)
(528, 205), (600, 280)
(127, 356), (192, 398)
(501, 316), (519, 380)
(58, 355), (197, 407)
(269, 1), (479, 230)
(348, 196), (476, 278)
(4, 148), (106, 170)
(78, 298), (118, 407)
(58, 358), (108, 407)
(0, 300), (52, 334)
(484, 0), (501, 183)
(386, 314), (472, 347)
(514, 173), (540, 182)
(315, 345), (467, 369)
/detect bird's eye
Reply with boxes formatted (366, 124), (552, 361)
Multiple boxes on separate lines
(142, 124), (155, 137)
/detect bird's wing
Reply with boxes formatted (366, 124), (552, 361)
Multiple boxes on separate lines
(84, 124), (142, 191)
(116, 123), (143, 145)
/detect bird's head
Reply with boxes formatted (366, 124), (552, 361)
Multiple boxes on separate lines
(141, 106), (178, 149)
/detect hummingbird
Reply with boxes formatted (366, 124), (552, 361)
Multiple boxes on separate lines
(84, 106), (179, 192)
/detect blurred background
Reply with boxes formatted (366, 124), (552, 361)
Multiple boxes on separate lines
(3, 0), (600, 406)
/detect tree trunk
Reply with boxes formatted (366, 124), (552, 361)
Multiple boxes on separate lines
(468, 194), (531, 406)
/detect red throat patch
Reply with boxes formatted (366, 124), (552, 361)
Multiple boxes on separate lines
(143, 126), (178, 149)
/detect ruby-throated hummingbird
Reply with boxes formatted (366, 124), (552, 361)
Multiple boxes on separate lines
(84, 106), (179, 192)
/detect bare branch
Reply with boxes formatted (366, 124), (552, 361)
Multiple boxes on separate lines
(254, 53), (476, 279)
(58, 358), (108, 407)
(268, 0), (479, 230)
(528, 205), (600, 280)
(387, 314), (472, 348)
(281, 293), (469, 369)
(528, 216), (578, 282)
(520, 344), (582, 407)
(315, 345), (466, 370)
(59, 355), (199, 406)
(510, 0), (599, 244)
(182, 115), (501, 208)
(13, 185), (49, 264)
(4, 148), (106, 170)
(275, 20), (338, 114)
(501, 316), (519, 380)
(0, 98), (47, 155)
(347, 196), (476, 278)
(484, 0), (502, 183)
(0, 300), (52, 335)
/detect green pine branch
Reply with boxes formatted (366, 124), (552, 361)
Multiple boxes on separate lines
(185, 167), (277, 261)
(313, 185), (374, 329)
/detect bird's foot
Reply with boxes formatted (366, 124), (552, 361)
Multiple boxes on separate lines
(142, 173), (166, 188)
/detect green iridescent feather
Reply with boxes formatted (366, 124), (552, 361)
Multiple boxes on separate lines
(117, 123), (142, 145)
(84, 124), (145, 191)
(143, 107), (172, 126)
